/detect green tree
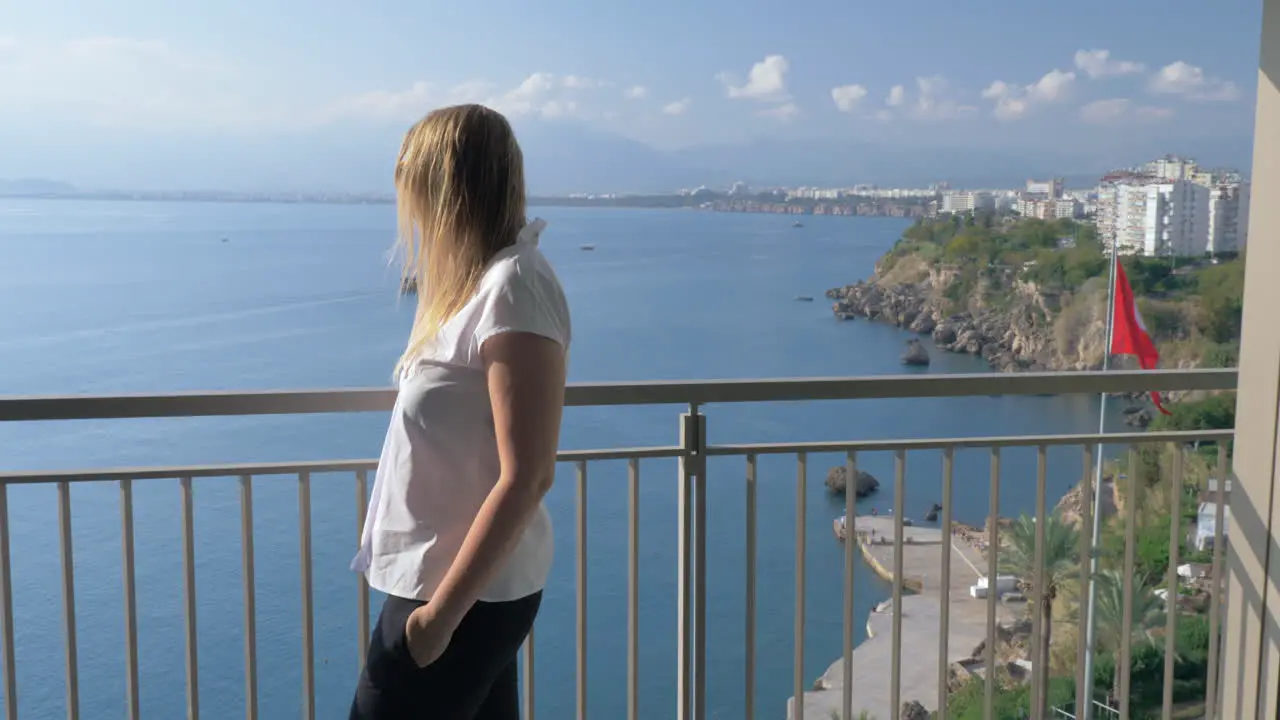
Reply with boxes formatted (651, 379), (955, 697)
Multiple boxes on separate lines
(998, 513), (1080, 713)
(1091, 570), (1166, 702)
(1194, 260), (1245, 343)
(1149, 394), (1236, 455)
(1201, 342), (1240, 368)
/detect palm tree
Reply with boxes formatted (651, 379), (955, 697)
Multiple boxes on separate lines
(1090, 569), (1166, 703)
(998, 513), (1080, 711)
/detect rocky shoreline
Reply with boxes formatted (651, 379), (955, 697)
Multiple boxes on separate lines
(826, 278), (1073, 374)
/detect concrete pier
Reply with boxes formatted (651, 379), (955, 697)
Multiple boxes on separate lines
(788, 516), (1018, 720)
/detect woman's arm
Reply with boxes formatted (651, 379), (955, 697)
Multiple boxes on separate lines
(404, 331), (566, 666)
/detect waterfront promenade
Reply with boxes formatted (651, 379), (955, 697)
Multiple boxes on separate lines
(788, 517), (1017, 720)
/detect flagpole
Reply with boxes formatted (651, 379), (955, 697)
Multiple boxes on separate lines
(1080, 240), (1118, 718)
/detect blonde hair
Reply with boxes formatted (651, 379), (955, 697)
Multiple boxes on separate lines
(394, 104), (527, 375)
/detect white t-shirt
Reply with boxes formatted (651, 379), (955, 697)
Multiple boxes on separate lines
(351, 218), (571, 602)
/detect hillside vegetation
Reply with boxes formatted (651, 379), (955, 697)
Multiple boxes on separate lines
(833, 213), (1244, 374)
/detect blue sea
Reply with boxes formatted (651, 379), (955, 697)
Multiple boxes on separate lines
(0, 200), (1112, 719)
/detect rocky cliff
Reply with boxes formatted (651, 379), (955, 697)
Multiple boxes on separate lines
(827, 259), (1111, 373)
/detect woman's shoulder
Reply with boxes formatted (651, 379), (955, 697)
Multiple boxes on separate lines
(482, 242), (565, 298)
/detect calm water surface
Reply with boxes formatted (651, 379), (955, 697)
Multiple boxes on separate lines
(0, 200), (1113, 719)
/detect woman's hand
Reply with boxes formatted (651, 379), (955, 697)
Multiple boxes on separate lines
(404, 604), (459, 668)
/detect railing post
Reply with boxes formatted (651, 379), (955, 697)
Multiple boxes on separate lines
(0, 482), (16, 720)
(677, 407), (707, 720)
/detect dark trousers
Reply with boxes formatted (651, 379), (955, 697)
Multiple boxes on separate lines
(350, 591), (541, 720)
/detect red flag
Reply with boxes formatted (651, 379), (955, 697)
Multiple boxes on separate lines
(1111, 261), (1172, 415)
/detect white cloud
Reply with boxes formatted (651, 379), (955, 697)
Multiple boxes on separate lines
(624, 85), (648, 100)
(980, 69), (1076, 120)
(875, 77), (974, 121)
(662, 98), (692, 116)
(560, 75), (614, 90)
(1078, 98), (1130, 123)
(908, 76), (976, 120)
(322, 71), (617, 124)
(718, 54), (790, 102)
(1079, 98), (1174, 124)
(1135, 105), (1176, 121)
(1149, 61), (1241, 102)
(1074, 49), (1145, 79)
(830, 84), (868, 112)
(758, 102), (800, 121)
(1027, 69), (1075, 102)
(0, 37), (646, 131)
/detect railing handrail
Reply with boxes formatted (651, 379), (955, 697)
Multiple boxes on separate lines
(0, 368), (1238, 421)
(0, 428), (1234, 485)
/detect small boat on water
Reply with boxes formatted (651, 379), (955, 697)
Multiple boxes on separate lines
(795, 296), (814, 302)
(580, 244), (596, 251)
(792, 221), (804, 228)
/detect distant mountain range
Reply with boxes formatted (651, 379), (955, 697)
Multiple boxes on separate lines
(0, 121), (1254, 197)
(0, 178), (79, 195)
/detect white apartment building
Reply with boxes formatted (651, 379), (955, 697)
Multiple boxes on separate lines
(1144, 155), (1199, 182)
(1097, 177), (1210, 256)
(1207, 181), (1251, 254)
(1052, 198), (1081, 219)
(941, 191), (994, 214)
(1015, 197), (1080, 220)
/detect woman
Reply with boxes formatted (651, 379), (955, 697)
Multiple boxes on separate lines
(350, 104), (571, 719)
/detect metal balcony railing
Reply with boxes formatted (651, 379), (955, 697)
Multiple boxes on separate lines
(0, 369), (1238, 720)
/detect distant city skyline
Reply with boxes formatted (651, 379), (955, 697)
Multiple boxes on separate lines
(0, 148), (1249, 201)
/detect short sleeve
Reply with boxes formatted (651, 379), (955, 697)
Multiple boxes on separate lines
(471, 256), (571, 359)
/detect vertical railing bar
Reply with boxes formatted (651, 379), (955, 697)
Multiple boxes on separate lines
(121, 478), (140, 720)
(693, 411), (707, 720)
(1161, 446), (1183, 720)
(239, 475), (258, 720)
(793, 452), (807, 720)
(890, 450), (906, 717)
(576, 461), (588, 720)
(1119, 450), (1139, 718)
(984, 448), (1000, 720)
(1031, 446), (1048, 720)
(355, 470), (370, 668)
(1204, 444), (1230, 720)
(522, 627), (536, 720)
(180, 477), (200, 720)
(0, 482), (16, 720)
(842, 451), (857, 720)
(57, 481), (79, 720)
(628, 458), (640, 720)
(678, 416), (693, 720)
(298, 472), (315, 720)
(1075, 446), (1094, 716)
(937, 447), (954, 720)
(744, 454), (757, 720)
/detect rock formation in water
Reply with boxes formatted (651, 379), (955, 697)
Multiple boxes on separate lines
(900, 700), (930, 720)
(824, 466), (880, 497)
(901, 338), (931, 366)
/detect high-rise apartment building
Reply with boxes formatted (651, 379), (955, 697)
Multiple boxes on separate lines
(941, 191), (994, 214)
(1096, 174), (1210, 256)
(1016, 196), (1081, 220)
(1207, 182), (1251, 254)
(1144, 155), (1199, 182)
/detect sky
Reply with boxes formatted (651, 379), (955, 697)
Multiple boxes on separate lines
(0, 0), (1266, 192)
